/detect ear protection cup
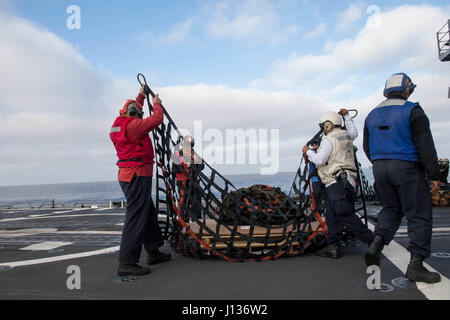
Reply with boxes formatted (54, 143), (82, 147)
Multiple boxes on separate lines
(323, 121), (334, 133)
(127, 102), (144, 119)
(406, 80), (416, 95)
(384, 73), (416, 97)
(128, 106), (137, 116)
(120, 100), (143, 118)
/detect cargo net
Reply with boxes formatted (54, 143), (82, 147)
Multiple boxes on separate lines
(431, 159), (450, 207)
(141, 79), (370, 262)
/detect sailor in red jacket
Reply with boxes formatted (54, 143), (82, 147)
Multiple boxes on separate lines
(110, 85), (171, 277)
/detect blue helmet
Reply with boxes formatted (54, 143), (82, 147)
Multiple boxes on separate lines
(383, 73), (416, 98)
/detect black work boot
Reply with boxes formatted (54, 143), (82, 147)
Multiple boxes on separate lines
(147, 249), (172, 265)
(365, 235), (384, 267)
(316, 243), (340, 258)
(406, 253), (441, 284)
(117, 263), (151, 277)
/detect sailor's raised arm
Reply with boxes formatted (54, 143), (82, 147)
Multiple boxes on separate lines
(340, 109), (358, 141)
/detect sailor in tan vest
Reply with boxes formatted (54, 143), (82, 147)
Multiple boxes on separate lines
(302, 109), (374, 258)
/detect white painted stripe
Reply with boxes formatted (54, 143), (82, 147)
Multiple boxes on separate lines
(20, 241), (73, 251)
(396, 227), (450, 234)
(0, 246), (120, 268)
(0, 228), (122, 237)
(29, 211), (72, 218)
(0, 228), (58, 237)
(95, 208), (114, 211)
(368, 222), (450, 300)
(395, 233), (450, 238)
(0, 213), (124, 223)
(56, 231), (121, 235)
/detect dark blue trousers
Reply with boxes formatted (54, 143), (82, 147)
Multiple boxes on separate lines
(325, 182), (373, 245)
(119, 175), (164, 264)
(177, 180), (202, 220)
(373, 159), (433, 258)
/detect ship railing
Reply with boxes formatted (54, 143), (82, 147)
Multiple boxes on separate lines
(437, 19), (450, 61)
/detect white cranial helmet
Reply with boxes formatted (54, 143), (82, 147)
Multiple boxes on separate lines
(319, 111), (342, 127)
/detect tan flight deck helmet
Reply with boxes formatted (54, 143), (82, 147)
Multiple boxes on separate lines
(319, 111), (342, 135)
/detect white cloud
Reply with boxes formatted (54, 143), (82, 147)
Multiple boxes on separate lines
(0, 0), (13, 12)
(251, 4), (450, 167)
(205, 0), (301, 45)
(255, 5), (450, 89)
(336, 3), (363, 31)
(164, 19), (194, 44)
(0, 9), (321, 185)
(1, 4), (450, 186)
(303, 23), (327, 39)
(0, 11), (143, 185)
(135, 18), (194, 46)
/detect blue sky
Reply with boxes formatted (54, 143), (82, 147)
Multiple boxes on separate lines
(12, 0), (448, 88)
(0, 0), (449, 186)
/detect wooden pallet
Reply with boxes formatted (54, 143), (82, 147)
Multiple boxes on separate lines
(185, 219), (322, 254)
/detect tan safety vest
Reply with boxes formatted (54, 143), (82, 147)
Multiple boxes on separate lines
(317, 128), (357, 185)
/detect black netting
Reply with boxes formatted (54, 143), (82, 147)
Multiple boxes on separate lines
(138, 74), (374, 262)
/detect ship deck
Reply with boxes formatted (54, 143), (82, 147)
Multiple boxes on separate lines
(0, 206), (449, 301)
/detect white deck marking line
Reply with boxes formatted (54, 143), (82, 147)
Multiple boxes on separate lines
(20, 241), (74, 251)
(368, 222), (450, 300)
(28, 211), (72, 218)
(95, 208), (115, 211)
(0, 229), (121, 237)
(56, 231), (122, 235)
(28, 208), (111, 218)
(0, 228), (58, 237)
(395, 233), (450, 238)
(0, 213), (125, 223)
(396, 227), (450, 234)
(0, 246), (120, 268)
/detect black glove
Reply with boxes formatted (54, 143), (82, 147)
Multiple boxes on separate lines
(143, 85), (152, 96)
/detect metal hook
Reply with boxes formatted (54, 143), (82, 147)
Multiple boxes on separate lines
(137, 73), (148, 87)
(339, 109), (358, 119)
(348, 109), (358, 119)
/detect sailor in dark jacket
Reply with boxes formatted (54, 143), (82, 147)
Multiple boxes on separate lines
(363, 73), (443, 283)
(173, 136), (205, 220)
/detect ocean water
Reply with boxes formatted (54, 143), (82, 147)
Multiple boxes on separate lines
(0, 172), (298, 207)
(0, 181), (125, 207)
(0, 170), (374, 208)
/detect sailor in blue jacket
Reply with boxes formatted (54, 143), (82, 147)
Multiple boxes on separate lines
(363, 73), (442, 283)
